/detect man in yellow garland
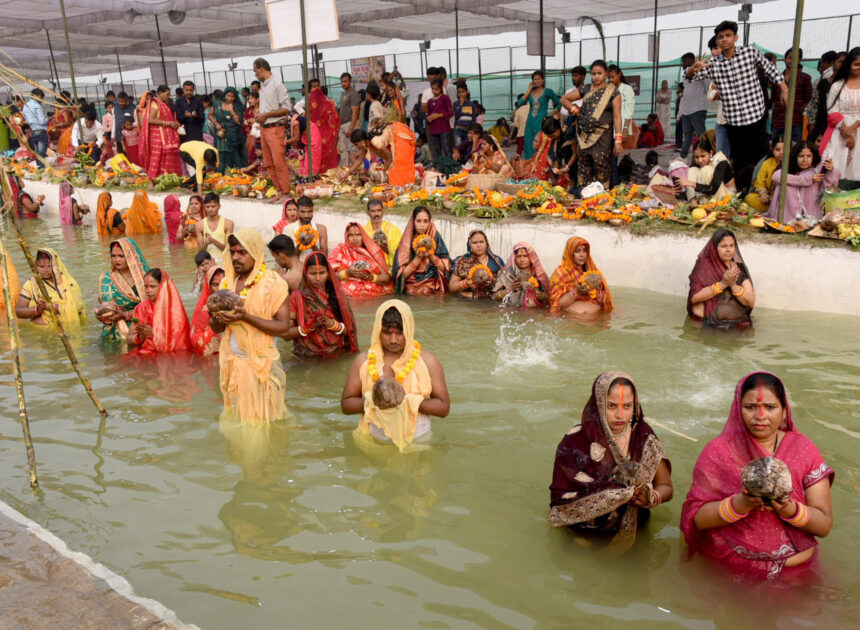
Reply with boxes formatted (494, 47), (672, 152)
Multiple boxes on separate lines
(341, 299), (449, 451)
(283, 196), (328, 261)
(363, 198), (402, 268)
(210, 229), (289, 424)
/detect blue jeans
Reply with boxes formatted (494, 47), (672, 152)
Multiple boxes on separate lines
(772, 126), (802, 144)
(715, 123), (731, 158)
(681, 110), (707, 157)
(30, 130), (49, 157)
(454, 128), (469, 146)
(427, 130), (452, 160)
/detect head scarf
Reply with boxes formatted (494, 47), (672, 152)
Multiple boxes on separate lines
(164, 194), (183, 243)
(23, 248), (85, 327)
(108, 237), (150, 301)
(58, 181), (74, 225)
(392, 206), (450, 292)
(297, 251), (359, 354)
(191, 265), (225, 356)
(272, 198), (298, 233)
(132, 270), (192, 355)
(223, 228), (264, 288)
(343, 221), (390, 272)
(687, 229), (751, 320)
(550, 237), (614, 312)
(504, 242), (550, 292)
(461, 229), (505, 271)
(96, 192), (118, 235)
(125, 190), (162, 234)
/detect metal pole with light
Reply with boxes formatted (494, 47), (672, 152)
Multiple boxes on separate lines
(57, 0), (83, 141)
(455, 1), (460, 77)
(115, 50), (125, 92)
(777, 0), (804, 224)
(154, 14), (168, 85)
(539, 0), (545, 73)
(299, 0), (313, 180)
(199, 40), (209, 94)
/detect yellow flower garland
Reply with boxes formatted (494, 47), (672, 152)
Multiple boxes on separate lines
(296, 224), (320, 251)
(368, 341), (422, 384)
(412, 234), (436, 256)
(219, 262), (267, 301)
(577, 270), (602, 299)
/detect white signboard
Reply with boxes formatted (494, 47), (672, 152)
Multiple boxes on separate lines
(266, 0), (340, 50)
(526, 20), (556, 57)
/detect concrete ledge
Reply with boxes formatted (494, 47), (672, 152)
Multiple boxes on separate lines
(22, 180), (860, 317)
(0, 499), (198, 630)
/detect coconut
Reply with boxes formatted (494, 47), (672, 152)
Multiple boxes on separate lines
(820, 210), (844, 232)
(351, 260), (370, 271)
(298, 228), (316, 246)
(372, 230), (389, 251)
(583, 273), (603, 290)
(471, 268), (491, 287)
(205, 290), (242, 314)
(608, 218), (624, 227)
(610, 461), (642, 488)
(372, 376), (405, 410)
(742, 457), (793, 504)
(415, 235), (434, 251)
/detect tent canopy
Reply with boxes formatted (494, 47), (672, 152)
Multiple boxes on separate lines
(1, 1), (769, 80)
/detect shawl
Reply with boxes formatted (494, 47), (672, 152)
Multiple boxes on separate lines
(492, 241), (550, 309)
(58, 181), (74, 226)
(328, 222), (394, 299)
(98, 237), (150, 340)
(680, 372), (834, 581)
(686, 229), (752, 327)
(290, 251), (359, 358)
(125, 190), (162, 234)
(450, 229), (506, 299)
(190, 265), (224, 356)
(132, 271), (192, 355)
(308, 87), (340, 172)
(577, 85), (617, 149)
(163, 194), (183, 244)
(213, 88), (244, 151)
(20, 247), (86, 328)
(138, 94), (181, 173)
(96, 192), (121, 235)
(549, 237), (614, 313)
(357, 299), (433, 451)
(549, 371), (668, 550)
(391, 209), (451, 294)
(819, 112), (845, 155)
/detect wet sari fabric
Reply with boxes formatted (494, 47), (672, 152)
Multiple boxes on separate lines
(329, 222), (394, 298)
(687, 230), (753, 328)
(549, 237), (614, 313)
(391, 211), (451, 296)
(98, 237), (150, 341)
(132, 272), (192, 355)
(20, 248), (86, 328)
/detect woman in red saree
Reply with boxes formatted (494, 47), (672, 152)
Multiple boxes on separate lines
(127, 268), (192, 355)
(391, 206), (451, 296)
(549, 236), (613, 317)
(515, 117), (570, 188)
(638, 114), (664, 148)
(308, 87), (340, 172)
(687, 229), (755, 329)
(272, 198), (298, 234)
(138, 88), (183, 178)
(681, 372), (834, 582)
(287, 252), (358, 360)
(190, 265), (225, 357)
(163, 194), (183, 244)
(329, 222), (393, 298)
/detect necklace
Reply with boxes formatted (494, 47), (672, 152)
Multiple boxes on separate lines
(368, 341), (421, 383)
(238, 263), (266, 301)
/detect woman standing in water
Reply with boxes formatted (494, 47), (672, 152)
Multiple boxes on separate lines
(492, 242), (550, 309)
(549, 236), (613, 318)
(16, 248), (86, 328)
(127, 268), (192, 355)
(448, 229), (506, 300)
(391, 206), (451, 296)
(549, 372), (673, 548)
(681, 372), (834, 581)
(687, 229), (755, 328)
(96, 237), (150, 342)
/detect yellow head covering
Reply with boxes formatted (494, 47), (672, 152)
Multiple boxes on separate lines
(23, 248), (86, 327)
(222, 228), (264, 288)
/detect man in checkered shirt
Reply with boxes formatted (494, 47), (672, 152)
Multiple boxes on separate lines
(686, 20), (789, 192)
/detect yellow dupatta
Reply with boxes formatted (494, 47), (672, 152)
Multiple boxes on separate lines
(357, 299), (432, 451)
(124, 190), (162, 234)
(21, 248), (86, 328)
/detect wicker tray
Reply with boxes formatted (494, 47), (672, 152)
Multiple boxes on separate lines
(808, 225), (843, 240)
(494, 182), (527, 195)
(466, 173), (506, 190)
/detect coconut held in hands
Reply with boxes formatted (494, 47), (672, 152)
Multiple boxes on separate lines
(372, 376), (406, 410)
(742, 456), (793, 503)
(206, 290), (243, 314)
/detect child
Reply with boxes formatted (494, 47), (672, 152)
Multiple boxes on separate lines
(425, 79), (454, 160)
(267, 234), (302, 292)
(415, 132), (432, 166)
(488, 118), (511, 146)
(768, 141), (839, 222)
(101, 102), (116, 161)
(744, 140), (784, 214)
(675, 137), (735, 205)
(121, 114), (140, 167)
(192, 250), (214, 296)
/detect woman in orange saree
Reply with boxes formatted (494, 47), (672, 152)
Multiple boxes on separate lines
(370, 122), (416, 187)
(138, 88), (183, 178)
(128, 268), (192, 355)
(190, 265), (225, 357)
(124, 190), (162, 234)
(549, 236), (614, 317)
(96, 192), (125, 235)
(308, 87), (340, 172)
(329, 222), (393, 298)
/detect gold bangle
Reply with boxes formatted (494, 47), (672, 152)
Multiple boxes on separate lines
(712, 282), (724, 295)
(732, 285), (744, 297)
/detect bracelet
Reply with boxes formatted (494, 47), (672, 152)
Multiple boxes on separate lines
(298, 325), (309, 337)
(718, 495), (750, 523)
(781, 502), (810, 528)
(711, 282), (724, 295)
(328, 322), (345, 335)
(731, 285), (744, 297)
(650, 489), (661, 508)
(615, 134), (623, 141)
(371, 273), (378, 283)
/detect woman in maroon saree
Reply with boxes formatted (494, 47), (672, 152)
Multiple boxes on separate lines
(681, 372), (834, 582)
(549, 371), (673, 550)
(687, 229), (756, 329)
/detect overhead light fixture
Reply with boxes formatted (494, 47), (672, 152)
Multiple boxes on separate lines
(123, 9), (138, 24)
(168, 10), (186, 25)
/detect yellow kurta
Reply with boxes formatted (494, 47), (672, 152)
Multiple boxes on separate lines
(219, 229), (290, 425)
(19, 248), (86, 329)
(745, 157), (779, 214)
(363, 220), (402, 268)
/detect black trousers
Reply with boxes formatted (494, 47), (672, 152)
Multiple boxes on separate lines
(726, 116), (767, 193)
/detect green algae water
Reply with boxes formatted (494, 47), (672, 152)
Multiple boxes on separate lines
(1, 225), (859, 629)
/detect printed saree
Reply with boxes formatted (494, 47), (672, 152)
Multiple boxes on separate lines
(391, 211), (450, 296)
(20, 248), (86, 329)
(139, 94), (182, 177)
(308, 87), (340, 172)
(98, 237), (150, 341)
(549, 237), (614, 313)
(191, 265), (224, 357)
(492, 241), (550, 309)
(450, 229), (506, 300)
(131, 271), (192, 355)
(329, 222), (394, 298)
(213, 88), (247, 170)
(686, 229), (752, 328)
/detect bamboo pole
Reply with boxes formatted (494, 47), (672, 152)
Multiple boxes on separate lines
(0, 233), (38, 487)
(646, 418), (698, 442)
(776, 0), (805, 224)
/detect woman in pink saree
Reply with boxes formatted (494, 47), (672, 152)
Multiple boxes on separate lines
(681, 372), (834, 582)
(138, 88), (182, 178)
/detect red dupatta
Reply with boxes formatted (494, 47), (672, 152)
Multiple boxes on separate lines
(308, 87), (340, 172)
(329, 222), (393, 298)
(686, 229), (752, 320)
(190, 265), (224, 356)
(132, 271), (192, 355)
(680, 372), (834, 581)
(272, 199), (298, 233)
(163, 194), (183, 244)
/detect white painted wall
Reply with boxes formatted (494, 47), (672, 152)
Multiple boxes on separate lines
(22, 180), (860, 317)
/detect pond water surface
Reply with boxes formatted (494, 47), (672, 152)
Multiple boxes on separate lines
(1, 224), (858, 630)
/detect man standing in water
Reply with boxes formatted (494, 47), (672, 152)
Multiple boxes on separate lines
(341, 300), (449, 451)
(210, 230), (290, 424)
(364, 198), (402, 268)
(267, 234), (302, 291)
(284, 196), (328, 259)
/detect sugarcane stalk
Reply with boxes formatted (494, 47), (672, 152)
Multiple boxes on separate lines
(0, 235), (38, 487)
(0, 204), (108, 416)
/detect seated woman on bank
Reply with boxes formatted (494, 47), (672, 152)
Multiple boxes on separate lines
(452, 123), (487, 165)
(769, 141), (840, 222)
(329, 222), (394, 298)
(687, 229), (755, 329)
(492, 242), (550, 308)
(96, 192), (125, 236)
(448, 229), (506, 300)
(285, 252), (359, 360)
(513, 117), (572, 188)
(124, 189), (162, 234)
(96, 237), (150, 342)
(341, 299), (450, 452)
(190, 265), (225, 357)
(637, 113), (664, 148)
(549, 372), (673, 546)
(391, 206), (451, 296)
(471, 133), (514, 178)
(674, 137), (735, 205)
(681, 372), (834, 581)
(59, 182), (89, 226)
(126, 268), (192, 355)
(745, 140), (784, 214)
(550, 237), (614, 318)
(347, 123), (416, 187)
(16, 248), (86, 328)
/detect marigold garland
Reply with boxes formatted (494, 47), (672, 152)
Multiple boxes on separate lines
(296, 224), (320, 251)
(473, 186), (487, 206)
(368, 341), (422, 384)
(517, 185), (544, 200)
(220, 262), (267, 301)
(467, 263), (494, 287)
(412, 234), (436, 256)
(577, 270), (602, 299)
(528, 276), (540, 289)
(447, 171), (469, 184)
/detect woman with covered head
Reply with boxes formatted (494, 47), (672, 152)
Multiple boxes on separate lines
(549, 372), (673, 547)
(448, 229), (506, 300)
(681, 372), (834, 581)
(96, 237), (150, 342)
(329, 222), (393, 298)
(492, 242), (550, 308)
(391, 206), (451, 296)
(58, 182), (88, 225)
(190, 264), (225, 357)
(687, 228), (755, 328)
(549, 236), (614, 318)
(285, 251), (358, 360)
(96, 192), (125, 235)
(209, 87), (247, 171)
(16, 248), (86, 328)
(126, 268), (192, 355)
(341, 299), (450, 452)
(124, 190), (162, 235)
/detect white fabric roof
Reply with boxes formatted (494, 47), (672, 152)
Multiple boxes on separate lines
(0, 1), (769, 80)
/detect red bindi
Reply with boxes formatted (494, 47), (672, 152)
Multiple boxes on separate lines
(757, 383), (766, 418)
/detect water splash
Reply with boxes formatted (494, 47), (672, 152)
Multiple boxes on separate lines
(492, 311), (563, 375)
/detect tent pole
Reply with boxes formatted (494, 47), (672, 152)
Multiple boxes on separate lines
(300, 0), (313, 180)
(539, 0), (545, 73)
(651, 0), (659, 113)
(154, 14), (168, 85)
(777, 0), (805, 224)
(57, 0), (83, 141)
(199, 40), (209, 94)
(45, 30), (59, 90)
(115, 50), (125, 92)
(455, 2), (460, 78)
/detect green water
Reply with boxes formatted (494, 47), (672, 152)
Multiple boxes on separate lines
(1, 226), (859, 629)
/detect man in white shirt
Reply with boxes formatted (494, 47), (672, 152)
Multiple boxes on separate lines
(70, 110), (104, 161)
(253, 57), (292, 204)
